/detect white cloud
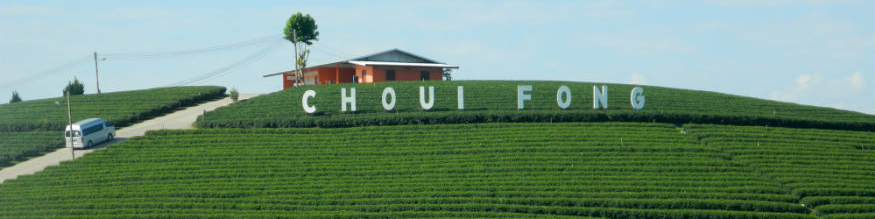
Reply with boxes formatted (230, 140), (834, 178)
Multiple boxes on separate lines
(796, 74), (812, 89)
(0, 5), (57, 16)
(850, 71), (866, 91)
(770, 72), (872, 114)
(630, 74), (648, 85)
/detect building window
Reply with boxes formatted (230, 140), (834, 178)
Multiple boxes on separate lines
(386, 70), (395, 81)
(420, 71), (430, 81)
(361, 70), (367, 83)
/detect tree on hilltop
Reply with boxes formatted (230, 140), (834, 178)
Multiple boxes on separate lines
(283, 12), (319, 86)
(63, 77), (85, 96)
(9, 90), (22, 103)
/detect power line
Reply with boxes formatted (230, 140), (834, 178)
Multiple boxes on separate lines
(0, 55), (92, 87)
(101, 34), (282, 60)
(166, 38), (284, 87)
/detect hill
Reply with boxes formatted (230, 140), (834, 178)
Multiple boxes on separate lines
(197, 81), (875, 131)
(0, 123), (872, 218)
(0, 86), (226, 168)
(0, 81), (872, 218)
(0, 86), (226, 132)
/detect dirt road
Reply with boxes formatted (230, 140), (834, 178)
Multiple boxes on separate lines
(0, 93), (263, 183)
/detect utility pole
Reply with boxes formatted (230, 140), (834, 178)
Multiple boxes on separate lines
(66, 90), (74, 159)
(93, 52), (101, 94)
(292, 29), (300, 87)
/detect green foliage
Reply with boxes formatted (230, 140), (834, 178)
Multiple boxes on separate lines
(63, 77), (85, 96)
(0, 86), (226, 132)
(687, 124), (875, 218)
(0, 122), (829, 218)
(283, 12), (319, 45)
(229, 88), (239, 102)
(0, 131), (62, 168)
(197, 81), (875, 131)
(9, 90), (21, 103)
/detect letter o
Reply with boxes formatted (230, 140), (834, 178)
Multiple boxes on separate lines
(382, 87), (396, 111)
(556, 85), (571, 109)
(302, 90), (317, 113)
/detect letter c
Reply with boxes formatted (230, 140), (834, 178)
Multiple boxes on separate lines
(302, 90), (316, 113)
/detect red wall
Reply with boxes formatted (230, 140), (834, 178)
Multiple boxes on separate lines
(282, 65), (445, 89)
(371, 67), (443, 82)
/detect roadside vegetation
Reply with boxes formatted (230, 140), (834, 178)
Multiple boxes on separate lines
(0, 86), (226, 132)
(0, 86), (225, 169)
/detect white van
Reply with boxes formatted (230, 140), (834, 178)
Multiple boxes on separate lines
(65, 118), (116, 149)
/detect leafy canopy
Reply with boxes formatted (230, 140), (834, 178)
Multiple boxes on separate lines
(63, 77), (85, 96)
(9, 90), (21, 103)
(283, 12), (319, 45)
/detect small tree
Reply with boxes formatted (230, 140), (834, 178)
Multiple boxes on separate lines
(229, 88), (239, 102)
(63, 77), (85, 96)
(443, 69), (453, 81)
(283, 12), (319, 86)
(9, 90), (22, 103)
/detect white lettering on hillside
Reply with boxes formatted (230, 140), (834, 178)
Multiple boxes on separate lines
(457, 86), (464, 110)
(557, 85), (571, 109)
(419, 86), (435, 110)
(341, 87), (356, 112)
(593, 85), (608, 109)
(302, 90), (316, 114)
(300, 85), (645, 113)
(518, 85), (532, 109)
(630, 86), (645, 110)
(382, 87), (396, 111)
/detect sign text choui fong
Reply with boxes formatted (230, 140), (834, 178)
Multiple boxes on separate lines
(300, 85), (645, 113)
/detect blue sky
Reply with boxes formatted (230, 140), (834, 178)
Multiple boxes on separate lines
(1, 0), (873, 114)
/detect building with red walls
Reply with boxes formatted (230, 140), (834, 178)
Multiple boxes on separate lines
(264, 49), (458, 89)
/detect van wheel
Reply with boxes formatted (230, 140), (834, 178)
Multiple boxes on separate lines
(87, 141), (93, 148)
(108, 133), (114, 141)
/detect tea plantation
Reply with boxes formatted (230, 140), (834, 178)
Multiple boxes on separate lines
(0, 81), (872, 218)
(197, 81), (875, 130)
(0, 86), (226, 168)
(0, 86), (226, 132)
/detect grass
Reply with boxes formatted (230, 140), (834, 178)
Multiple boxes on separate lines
(5, 122), (869, 218)
(197, 81), (875, 131)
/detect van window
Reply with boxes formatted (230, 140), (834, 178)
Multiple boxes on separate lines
(65, 131), (80, 137)
(105, 121), (113, 127)
(82, 124), (103, 136)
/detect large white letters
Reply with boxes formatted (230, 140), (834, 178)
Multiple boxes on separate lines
(556, 85), (571, 109)
(382, 87), (396, 111)
(341, 87), (356, 112)
(593, 85), (608, 109)
(419, 86), (435, 110)
(457, 86), (464, 110)
(302, 90), (317, 113)
(630, 87), (645, 110)
(518, 85), (532, 109)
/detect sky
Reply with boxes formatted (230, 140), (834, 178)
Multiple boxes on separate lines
(1, 0), (873, 115)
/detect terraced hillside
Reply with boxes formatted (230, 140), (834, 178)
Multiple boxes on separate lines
(0, 131), (61, 167)
(1, 81), (872, 218)
(0, 86), (226, 132)
(5, 122), (870, 218)
(0, 86), (226, 168)
(687, 125), (875, 218)
(197, 81), (875, 130)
